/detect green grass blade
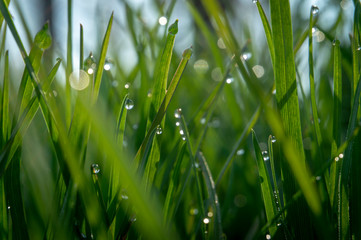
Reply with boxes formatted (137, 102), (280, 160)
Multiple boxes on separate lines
(329, 40), (342, 211)
(0, 0), (9, 26)
(255, 0), (275, 66)
(197, 152), (223, 240)
(134, 47), (192, 166)
(92, 12), (113, 103)
(252, 130), (277, 236)
(270, 0), (314, 237)
(80, 24), (84, 69)
(308, 7), (323, 158)
(66, 0), (73, 126)
(1, 50), (10, 145)
(144, 19), (178, 189)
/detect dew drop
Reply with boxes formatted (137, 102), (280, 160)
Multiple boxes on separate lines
(203, 218), (210, 224)
(104, 58), (112, 71)
(174, 108), (182, 118)
(121, 189), (129, 200)
(262, 151), (270, 161)
(316, 176), (321, 181)
(91, 163), (100, 174)
(277, 222), (282, 227)
(357, 46), (361, 51)
(125, 99), (134, 110)
(182, 136), (186, 141)
(335, 156), (340, 162)
(252, 0), (258, 3)
(241, 52), (252, 60)
(130, 215), (137, 222)
(7, 206), (10, 210)
(226, 77), (234, 84)
(179, 129), (184, 135)
(175, 121), (180, 127)
(200, 118), (206, 125)
(207, 212), (214, 218)
(156, 125), (163, 135)
(124, 82), (131, 89)
(69, 69), (90, 91)
(266, 234), (271, 239)
(311, 5), (319, 15)
(237, 149), (245, 156)
(158, 16), (167, 26)
(271, 136), (276, 143)
(84, 52), (96, 74)
(339, 153), (344, 159)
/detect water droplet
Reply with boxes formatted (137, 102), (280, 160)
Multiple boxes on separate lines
(179, 129), (184, 135)
(156, 125), (162, 135)
(332, 40), (337, 46)
(147, 90), (152, 97)
(84, 52), (96, 74)
(194, 59), (209, 74)
(357, 46), (361, 51)
(272, 89), (276, 95)
(174, 108), (182, 118)
(182, 136), (186, 141)
(335, 156), (340, 162)
(91, 163), (100, 174)
(130, 214), (137, 222)
(226, 77), (234, 84)
(203, 218), (210, 224)
(311, 5), (319, 15)
(262, 151), (270, 161)
(194, 162), (200, 169)
(124, 82), (130, 89)
(339, 153), (344, 159)
(69, 69), (90, 91)
(121, 189), (129, 200)
(189, 208), (199, 215)
(217, 38), (226, 49)
(252, 65), (265, 78)
(207, 212), (214, 217)
(252, 0), (258, 3)
(237, 149), (245, 156)
(271, 136), (276, 143)
(125, 99), (134, 110)
(158, 16), (167, 26)
(175, 121), (180, 126)
(266, 234), (271, 239)
(104, 58), (112, 71)
(316, 176), (321, 181)
(200, 118), (206, 125)
(241, 52), (252, 60)
(277, 222), (282, 227)
(7, 206), (10, 210)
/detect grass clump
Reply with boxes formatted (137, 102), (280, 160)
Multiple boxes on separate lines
(0, 0), (361, 239)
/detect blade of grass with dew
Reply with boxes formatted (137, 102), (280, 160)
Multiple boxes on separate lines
(338, 74), (361, 239)
(329, 40), (342, 211)
(145, 19), (178, 189)
(0, 58), (61, 175)
(134, 47), (192, 167)
(252, 130), (277, 236)
(179, 114), (206, 239)
(197, 151), (223, 240)
(308, 7), (323, 162)
(270, 0), (313, 237)
(268, 135), (282, 218)
(351, 2), (360, 108)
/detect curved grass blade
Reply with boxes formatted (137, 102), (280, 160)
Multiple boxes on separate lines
(134, 47), (192, 166)
(252, 130), (277, 236)
(197, 152), (223, 240)
(65, 0), (73, 126)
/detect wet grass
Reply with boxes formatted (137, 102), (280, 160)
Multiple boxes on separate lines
(0, 0), (361, 239)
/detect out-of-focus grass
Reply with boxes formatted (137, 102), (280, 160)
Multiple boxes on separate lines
(0, 0), (360, 239)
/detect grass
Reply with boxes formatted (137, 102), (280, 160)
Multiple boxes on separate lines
(0, 0), (361, 239)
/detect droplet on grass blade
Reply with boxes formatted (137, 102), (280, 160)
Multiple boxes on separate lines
(203, 218), (210, 224)
(266, 234), (271, 239)
(311, 5), (319, 15)
(226, 77), (234, 84)
(91, 163), (100, 174)
(174, 108), (182, 118)
(271, 136), (276, 143)
(252, 0), (258, 3)
(124, 82), (131, 89)
(104, 58), (112, 71)
(69, 69), (89, 90)
(237, 149), (245, 155)
(84, 52), (96, 74)
(241, 52), (252, 60)
(125, 99), (134, 110)
(262, 151), (269, 161)
(156, 125), (162, 135)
